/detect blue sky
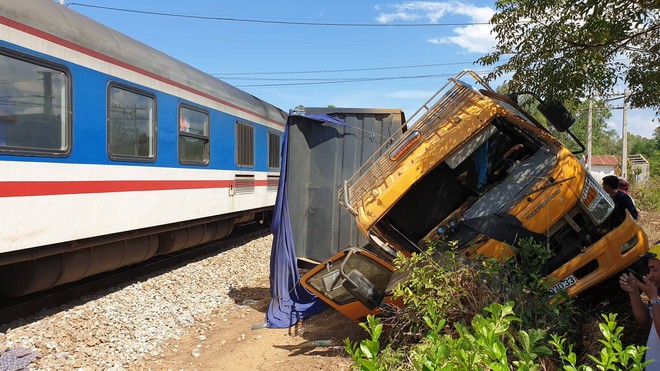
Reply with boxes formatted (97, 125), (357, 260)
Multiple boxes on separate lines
(64, 0), (657, 138)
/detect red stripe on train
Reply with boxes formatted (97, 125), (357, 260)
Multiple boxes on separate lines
(0, 180), (269, 198)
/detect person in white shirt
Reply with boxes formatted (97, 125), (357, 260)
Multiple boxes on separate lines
(620, 242), (660, 369)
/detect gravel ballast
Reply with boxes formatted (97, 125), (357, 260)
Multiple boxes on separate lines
(0, 231), (273, 370)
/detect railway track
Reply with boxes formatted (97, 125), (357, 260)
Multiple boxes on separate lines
(0, 223), (270, 325)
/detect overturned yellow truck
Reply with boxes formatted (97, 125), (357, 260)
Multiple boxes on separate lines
(301, 70), (649, 322)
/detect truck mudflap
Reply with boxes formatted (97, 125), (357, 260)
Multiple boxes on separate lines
(300, 247), (396, 322)
(547, 211), (649, 296)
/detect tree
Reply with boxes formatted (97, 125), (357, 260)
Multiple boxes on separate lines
(629, 132), (660, 180)
(569, 99), (620, 155)
(629, 133), (657, 159)
(292, 104), (305, 114)
(478, 1), (659, 111)
(495, 82), (619, 154)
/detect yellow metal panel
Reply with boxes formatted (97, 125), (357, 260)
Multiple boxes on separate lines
(356, 101), (503, 230)
(512, 148), (583, 234)
(550, 212), (649, 296)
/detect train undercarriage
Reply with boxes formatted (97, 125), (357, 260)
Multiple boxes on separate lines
(0, 209), (272, 297)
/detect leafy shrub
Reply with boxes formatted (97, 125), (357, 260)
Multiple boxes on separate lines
(382, 238), (575, 343)
(550, 313), (648, 370)
(346, 306), (648, 370)
(345, 238), (648, 369)
(634, 177), (660, 212)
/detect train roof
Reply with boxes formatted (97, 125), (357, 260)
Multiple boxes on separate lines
(0, 0), (287, 127)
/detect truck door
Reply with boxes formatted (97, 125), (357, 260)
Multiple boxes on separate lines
(301, 247), (395, 322)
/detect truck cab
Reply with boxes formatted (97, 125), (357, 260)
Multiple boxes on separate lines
(301, 70), (649, 321)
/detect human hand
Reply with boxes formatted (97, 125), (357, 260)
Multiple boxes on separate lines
(619, 273), (641, 293)
(639, 275), (659, 299)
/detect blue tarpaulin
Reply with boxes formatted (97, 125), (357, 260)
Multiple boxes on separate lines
(265, 114), (350, 328)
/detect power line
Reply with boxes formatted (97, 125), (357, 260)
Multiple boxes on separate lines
(224, 69), (488, 82)
(126, 32), (489, 47)
(603, 94), (626, 102)
(234, 71), (494, 87)
(66, 3), (491, 27)
(236, 76), (440, 88)
(241, 79), (452, 94)
(227, 77), (360, 81)
(123, 33), (435, 47)
(215, 61), (479, 76)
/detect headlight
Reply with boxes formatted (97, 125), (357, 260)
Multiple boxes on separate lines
(579, 174), (614, 225)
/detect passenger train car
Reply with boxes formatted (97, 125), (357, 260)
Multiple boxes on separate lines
(0, 0), (287, 297)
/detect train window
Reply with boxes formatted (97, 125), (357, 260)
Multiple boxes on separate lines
(178, 105), (209, 165)
(267, 131), (281, 169)
(236, 121), (254, 167)
(107, 84), (156, 161)
(0, 51), (70, 156)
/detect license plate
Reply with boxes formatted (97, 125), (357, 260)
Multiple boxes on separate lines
(548, 274), (577, 294)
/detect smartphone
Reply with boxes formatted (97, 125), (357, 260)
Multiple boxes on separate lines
(627, 268), (644, 281)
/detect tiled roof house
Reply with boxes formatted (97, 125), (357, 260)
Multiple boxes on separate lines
(586, 155), (619, 182)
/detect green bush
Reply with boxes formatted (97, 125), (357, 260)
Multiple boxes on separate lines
(345, 238), (649, 369)
(384, 239), (575, 341)
(346, 306), (648, 370)
(634, 177), (660, 212)
(550, 313), (648, 370)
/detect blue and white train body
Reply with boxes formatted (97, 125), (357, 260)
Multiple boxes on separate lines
(0, 0), (286, 296)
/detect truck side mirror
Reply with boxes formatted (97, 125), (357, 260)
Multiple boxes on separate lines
(538, 101), (575, 132)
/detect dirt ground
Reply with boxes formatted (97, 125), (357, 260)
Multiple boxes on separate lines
(135, 277), (366, 371)
(136, 210), (659, 371)
(639, 210), (660, 244)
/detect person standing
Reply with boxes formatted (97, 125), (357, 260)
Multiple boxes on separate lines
(618, 178), (638, 207)
(602, 175), (638, 229)
(619, 179), (631, 195)
(620, 242), (660, 369)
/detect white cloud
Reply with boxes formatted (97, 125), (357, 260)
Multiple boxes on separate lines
(627, 110), (659, 139)
(376, 1), (496, 53)
(428, 24), (496, 53)
(376, 2), (454, 23)
(607, 108), (658, 138)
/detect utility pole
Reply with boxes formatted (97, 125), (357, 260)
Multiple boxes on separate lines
(587, 95), (593, 171)
(621, 89), (629, 179)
